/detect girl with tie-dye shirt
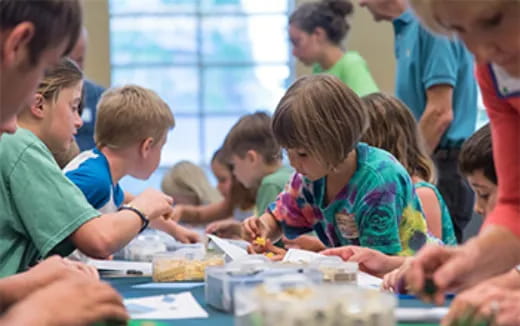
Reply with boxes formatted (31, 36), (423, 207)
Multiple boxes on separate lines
(243, 74), (430, 257)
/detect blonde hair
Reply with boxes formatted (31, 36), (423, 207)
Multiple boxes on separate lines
(36, 57), (83, 104)
(272, 74), (368, 168)
(361, 93), (435, 183)
(161, 161), (222, 205)
(95, 85), (174, 149)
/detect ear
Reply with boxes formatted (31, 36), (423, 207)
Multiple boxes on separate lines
(29, 94), (46, 119)
(312, 27), (328, 43)
(245, 150), (259, 164)
(2, 22), (35, 67)
(139, 137), (154, 158)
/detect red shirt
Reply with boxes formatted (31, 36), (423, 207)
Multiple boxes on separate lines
(477, 63), (520, 237)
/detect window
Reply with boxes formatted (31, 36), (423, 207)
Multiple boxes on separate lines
(109, 0), (294, 194)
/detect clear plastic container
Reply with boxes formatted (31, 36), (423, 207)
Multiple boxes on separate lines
(152, 247), (224, 282)
(313, 256), (359, 284)
(205, 256), (322, 312)
(235, 276), (396, 326)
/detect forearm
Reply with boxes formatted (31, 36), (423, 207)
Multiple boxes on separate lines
(180, 200), (232, 224)
(418, 106), (452, 154)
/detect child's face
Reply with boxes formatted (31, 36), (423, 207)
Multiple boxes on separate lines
(287, 148), (327, 181)
(432, 0), (520, 77)
(289, 24), (322, 66)
(211, 160), (232, 198)
(42, 81), (83, 153)
(230, 153), (261, 189)
(466, 169), (497, 218)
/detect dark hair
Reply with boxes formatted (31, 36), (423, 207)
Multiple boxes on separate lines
(289, 0), (354, 45)
(361, 93), (435, 182)
(459, 124), (496, 184)
(223, 111), (282, 165)
(0, 0), (82, 65)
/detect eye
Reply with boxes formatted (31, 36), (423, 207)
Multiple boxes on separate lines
(297, 152), (308, 158)
(477, 192), (490, 200)
(483, 13), (502, 28)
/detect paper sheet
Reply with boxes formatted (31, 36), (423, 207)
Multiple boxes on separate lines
(207, 234), (248, 260)
(282, 248), (324, 264)
(357, 271), (383, 289)
(396, 307), (448, 322)
(125, 292), (208, 319)
(86, 259), (152, 275)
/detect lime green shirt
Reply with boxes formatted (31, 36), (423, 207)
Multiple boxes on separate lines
(0, 128), (100, 276)
(255, 165), (293, 217)
(313, 51), (379, 96)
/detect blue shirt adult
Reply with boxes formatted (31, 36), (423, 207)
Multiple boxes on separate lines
(392, 10), (477, 149)
(76, 80), (105, 151)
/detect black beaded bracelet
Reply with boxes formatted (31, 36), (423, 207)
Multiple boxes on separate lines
(119, 204), (149, 233)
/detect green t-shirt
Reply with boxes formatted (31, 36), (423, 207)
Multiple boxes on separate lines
(313, 51), (379, 96)
(0, 128), (100, 277)
(255, 165), (293, 217)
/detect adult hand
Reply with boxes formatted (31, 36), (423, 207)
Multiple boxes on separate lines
(1, 278), (128, 326)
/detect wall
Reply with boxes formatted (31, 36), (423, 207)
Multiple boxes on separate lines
(83, 0), (111, 87)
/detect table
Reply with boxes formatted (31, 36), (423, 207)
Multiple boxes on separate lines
(106, 277), (442, 326)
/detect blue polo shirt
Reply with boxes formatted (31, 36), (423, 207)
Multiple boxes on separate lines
(393, 10), (477, 149)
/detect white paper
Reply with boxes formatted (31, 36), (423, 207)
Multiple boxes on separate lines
(132, 282), (204, 290)
(125, 292), (208, 319)
(85, 258), (152, 275)
(357, 271), (383, 289)
(396, 307), (448, 322)
(282, 248), (324, 264)
(207, 234), (248, 260)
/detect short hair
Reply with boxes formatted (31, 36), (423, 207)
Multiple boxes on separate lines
(272, 74), (368, 168)
(0, 0), (82, 65)
(361, 92), (435, 183)
(36, 57), (83, 105)
(222, 111), (281, 165)
(290, 0), (354, 45)
(94, 85), (174, 149)
(459, 124), (497, 184)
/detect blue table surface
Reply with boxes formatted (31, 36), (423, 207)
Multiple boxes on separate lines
(106, 276), (445, 326)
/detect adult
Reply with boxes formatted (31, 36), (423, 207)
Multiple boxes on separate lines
(358, 0), (478, 243)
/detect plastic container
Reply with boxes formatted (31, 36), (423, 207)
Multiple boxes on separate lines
(235, 276), (396, 326)
(152, 248), (224, 282)
(205, 256), (322, 312)
(312, 256), (359, 284)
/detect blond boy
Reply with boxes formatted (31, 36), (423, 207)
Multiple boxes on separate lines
(64, 85), (199, 243)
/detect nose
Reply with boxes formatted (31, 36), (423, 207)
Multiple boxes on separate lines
(474, 199), (484, 217)
(74, 111), (84, 129)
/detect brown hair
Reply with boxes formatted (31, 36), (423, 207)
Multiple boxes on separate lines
(273, 74), (367, 168)
(36, 57), (83, 105)
(290, 0), (354, 45)
(212, 148), (256, 210)
(361, 93), (435, 182)
(459, 124), (496, 184)
(222, 111), (281, 165)
(0, 0), (82, 65)
(94, 85), (174, 149)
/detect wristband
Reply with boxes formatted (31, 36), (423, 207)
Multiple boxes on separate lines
(119, 204), (149, 233)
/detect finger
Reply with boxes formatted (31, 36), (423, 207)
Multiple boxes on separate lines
(163, 194), (174, 205)
(321, 247), (355, 261)
(265, 240), (286, 255)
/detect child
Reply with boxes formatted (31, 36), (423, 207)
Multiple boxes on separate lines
(208, 112), (293, 238)
(289, 0), (378, 96)
(245, 74), (429, 257)
(0, 58), (174, 276)
(361, 92), (457, 245)
(171, 149), (255, 238)
(65, 85), (199, 244)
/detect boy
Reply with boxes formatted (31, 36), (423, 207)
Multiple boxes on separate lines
(208, 112), (293, 237)
(64, 85), (199, 244)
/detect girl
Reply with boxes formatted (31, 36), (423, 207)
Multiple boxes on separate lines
(404, 0), (520, 322)
(361, 92), (457, 245)
(0, 58), (174, 275)
(245, 74), (429, 257)
(289, 0), (378, 96)
(170, 149), (255, 238)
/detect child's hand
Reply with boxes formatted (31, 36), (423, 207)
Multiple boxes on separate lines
(382, 257), (414, 293)
(321, 246), (398, 277)
(248, 239), (286, 261)
(243, 216), (266, 241)
(205, 219), (243, 239)
(130, 188), (174, 220)
(174, 225), (200, 244)
(282, 235), (326, 252)
(170, 205), (185, 222)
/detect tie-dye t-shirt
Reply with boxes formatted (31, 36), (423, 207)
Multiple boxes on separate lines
(268, 143), (428, 256)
